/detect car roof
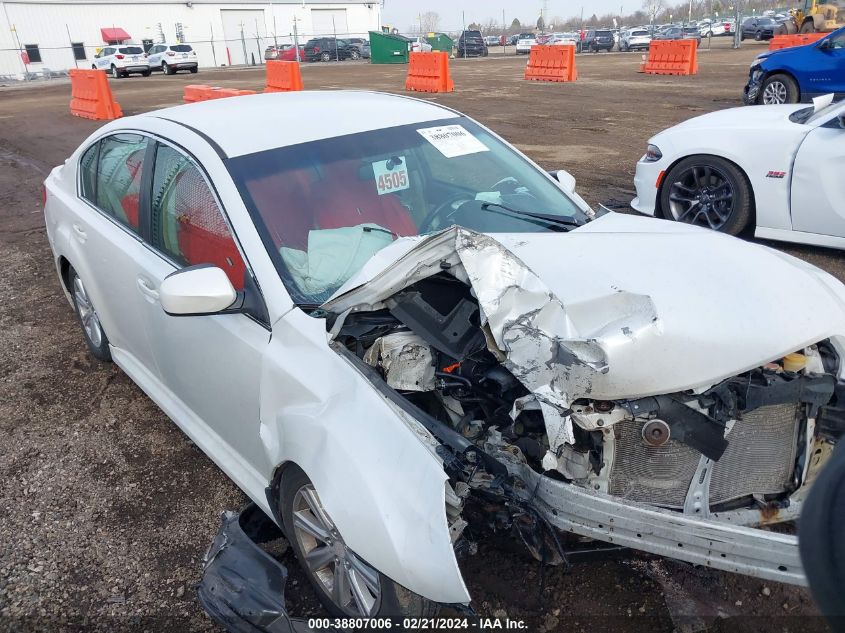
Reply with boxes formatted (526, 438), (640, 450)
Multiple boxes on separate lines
(141, 90), (458, 158)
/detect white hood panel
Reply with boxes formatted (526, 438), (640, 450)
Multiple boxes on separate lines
(326, 214), (845, 401)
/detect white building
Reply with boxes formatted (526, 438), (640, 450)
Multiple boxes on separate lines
(0, 0), (382, 79)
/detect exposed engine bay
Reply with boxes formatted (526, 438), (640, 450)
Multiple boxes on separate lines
(324, 226), (845, 580)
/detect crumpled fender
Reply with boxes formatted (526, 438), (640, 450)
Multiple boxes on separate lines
(257, 306), (470, 605)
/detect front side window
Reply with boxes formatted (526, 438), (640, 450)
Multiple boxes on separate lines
(151, 144), (246, 290)
(228, 117), (587, 305)
(95, 133), (149, 233)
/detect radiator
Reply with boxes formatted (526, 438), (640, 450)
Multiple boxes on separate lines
(608, 404), (800, 510)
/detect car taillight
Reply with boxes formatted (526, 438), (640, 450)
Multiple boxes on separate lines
(166, 51), (175, 56)
(115, 54), (124, 59)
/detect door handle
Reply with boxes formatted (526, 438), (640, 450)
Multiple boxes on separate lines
(72, 223), (87, 239)
(136, 277), (160, 301)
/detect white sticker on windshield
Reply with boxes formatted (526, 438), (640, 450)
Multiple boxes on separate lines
(372, 156), (410, 196)
(417, 125), (489, 158)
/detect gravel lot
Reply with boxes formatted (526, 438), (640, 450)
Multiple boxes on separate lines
(0, 39), (839, 632)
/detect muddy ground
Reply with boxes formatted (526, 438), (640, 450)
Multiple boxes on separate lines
(0, 39), (839, 632)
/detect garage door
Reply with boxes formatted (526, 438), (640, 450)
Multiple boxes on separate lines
(220, 9), (267, 66)
(311, 9), (349, 37)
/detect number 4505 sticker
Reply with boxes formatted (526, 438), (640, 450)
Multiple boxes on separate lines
(372, 156), (410, 196)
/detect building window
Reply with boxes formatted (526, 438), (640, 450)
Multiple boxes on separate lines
(72, 42), (86, 60)
(24, 44), (42, 63)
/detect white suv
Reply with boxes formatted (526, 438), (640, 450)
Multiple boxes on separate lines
(147, 43), (199, 75)
(92, 45), (150, 78)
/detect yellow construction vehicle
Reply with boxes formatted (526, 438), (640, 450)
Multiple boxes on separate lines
(787, 0), (845, 33)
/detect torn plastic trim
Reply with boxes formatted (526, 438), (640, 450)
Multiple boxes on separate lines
(198, 504), (315, 633)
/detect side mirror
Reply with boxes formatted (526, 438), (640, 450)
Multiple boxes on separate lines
(160, 265), (237, 316)
(549, 169), (578, 194)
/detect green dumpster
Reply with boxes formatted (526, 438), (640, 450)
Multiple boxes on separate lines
(369, 31), (410, 64)
(425, 33), (454, 54)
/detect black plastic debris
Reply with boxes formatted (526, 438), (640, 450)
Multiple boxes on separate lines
(198, 503), (314, 633)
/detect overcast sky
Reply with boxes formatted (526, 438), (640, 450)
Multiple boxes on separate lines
(382, 1), (635, 31)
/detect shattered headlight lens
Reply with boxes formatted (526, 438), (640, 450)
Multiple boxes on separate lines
(644, 144), (663, 162)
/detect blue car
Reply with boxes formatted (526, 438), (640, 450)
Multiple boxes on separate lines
(744, 26), (845, 105)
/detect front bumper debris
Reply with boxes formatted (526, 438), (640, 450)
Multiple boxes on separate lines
(508, 460), (807, 586)
(198, 504), (315, 633)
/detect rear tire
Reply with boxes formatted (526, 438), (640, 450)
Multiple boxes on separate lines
(350, 50), (361, 60)
(110, 65), (121, 79)
(280, 465), (438, 619)
(801, 20), (816, 33)
(759, 73), (799, 105)
(69, 267), (112, 362)
(659, 155), (752, 236)
(141, 69), (151, 77)
(755, 30), (764, 41)
(320, 51), (332, 62)
(189, 66), (198, 73)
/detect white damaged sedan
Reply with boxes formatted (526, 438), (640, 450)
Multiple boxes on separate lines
(45, 91), (845, 621)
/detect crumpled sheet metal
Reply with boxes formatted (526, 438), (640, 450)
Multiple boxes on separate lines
(326, 227), (659, 457)
(363, 331), (436, 392)
(198, 504), (315, 633)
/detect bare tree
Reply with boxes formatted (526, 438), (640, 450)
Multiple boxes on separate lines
(419, 11), (441, 35)
(643, 0), (667, 24)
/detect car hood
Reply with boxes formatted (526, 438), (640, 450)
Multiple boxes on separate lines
(324, 214), (845, 401)
(659, 103), (805, 133)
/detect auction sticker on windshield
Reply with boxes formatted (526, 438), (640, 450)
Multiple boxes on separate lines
(418, 125), (489, 158)
(372, 156), (410, 196)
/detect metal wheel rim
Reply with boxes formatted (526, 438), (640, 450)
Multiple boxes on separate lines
(762, 80), (788, 104)
(321, 52), (331, 62)
(292, 484), (381, 616)
(668, 164), (735, 230)
(73, 276), (103, 348)
(111, 66), (119, 78)
(162, 62), (167, 72)
(351, 51), (360, 60)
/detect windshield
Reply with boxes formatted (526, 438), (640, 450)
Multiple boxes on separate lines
(227, 117), (588, 306)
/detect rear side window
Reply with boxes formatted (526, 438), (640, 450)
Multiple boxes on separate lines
(151, 144), (246, 289)
(171, 44), (193, 52)
(95, 133), (149, 233)
(79, 142), (99, 203)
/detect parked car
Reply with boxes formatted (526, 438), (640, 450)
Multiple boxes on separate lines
(619, 28), (652, 51)
(92, 45), (150, 78)
(409, 36), (433, 53)
(741, 16), (785, 41)
(744, 26), (845, 104)
(361, 41), (371, 59)
(547, 32), (579, 46)
(264, 44), (305, 62)
(302, 37), (355, 62)
(346, 37), (369, 58)
(515, 32), (536, 54)
(654, 25), (702, 44)
(484, 35), (500, 46)
(582, 29), (615, 52)
(146, 43), (198, 74)
(457, 30), (488, 57)
(45, 89), (845, 625)
(632, 96), (845, 247)
(508, 34), (520, 46)
(698, 19), (730, 36)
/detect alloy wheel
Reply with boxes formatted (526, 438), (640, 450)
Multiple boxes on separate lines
(73, 276), (104, 348)
(762, 80), (788, 104)
(291, 484), (381, 616)
(667, 164), (735, 230)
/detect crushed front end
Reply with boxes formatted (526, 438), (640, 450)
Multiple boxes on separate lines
(325, 225), (844, 586)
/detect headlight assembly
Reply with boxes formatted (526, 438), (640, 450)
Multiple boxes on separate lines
(644, 144), (663, 163)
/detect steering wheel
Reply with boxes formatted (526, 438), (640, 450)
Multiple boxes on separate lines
(418, 193), (475, 233)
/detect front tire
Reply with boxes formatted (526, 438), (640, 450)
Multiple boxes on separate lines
(755, 30), (764, 41)
(659, 155), (752, 235)
(69, 267), (111, 362)
(759, 73), (799, 105)
(350, 50), (361, 60)
(280, 465), (437, 618)
(320, 51), (332, 62)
